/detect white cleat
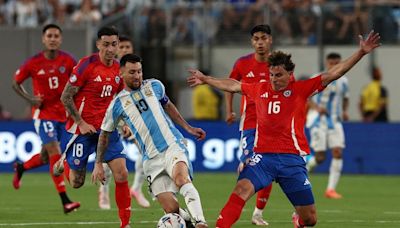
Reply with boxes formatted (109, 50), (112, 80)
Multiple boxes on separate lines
(130, 188), (150, 208)
(98, 188), (111, 210)
(252, 214), (269, 226)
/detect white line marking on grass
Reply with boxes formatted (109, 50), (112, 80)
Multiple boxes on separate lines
(384, 211), (400, 214)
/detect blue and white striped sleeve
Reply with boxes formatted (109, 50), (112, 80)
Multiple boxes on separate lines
(101, 98), (122, 132)
(151, 79), (169, 105)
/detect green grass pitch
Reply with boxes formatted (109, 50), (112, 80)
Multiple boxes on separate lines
(1, 173), (399, 227)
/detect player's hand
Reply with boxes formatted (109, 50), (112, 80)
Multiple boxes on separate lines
(342, 111), (349, 121)
(359, 30), (381, 55)
(78, 120), (97, 135)
(91, 162), (106, 185)
(187, 126), (206, 141)
(225, 112), (236, 125)
(237, 158), (250, 174)
(187, 69), (206, 87)
(30, 95), (43, 108)
(121, 125), (132, 138)
(317, 107), (328, 115)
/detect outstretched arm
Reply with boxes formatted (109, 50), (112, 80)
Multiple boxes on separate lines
(163, 100), (206, 140)
(187, 69), (242, 93)
(322, 30), (381, 86)
(91, 130), (111, 185)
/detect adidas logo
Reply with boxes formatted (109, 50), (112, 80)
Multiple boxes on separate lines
(37, 69), (45, 75)
(260, 92), (268, 98)
(304, 178), (311, 186)
(94, 75), (102, 82)
(246, 71), (255, 78)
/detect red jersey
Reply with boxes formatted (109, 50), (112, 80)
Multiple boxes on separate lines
(229, 53), (269, 130)
(66, 53), (123, 134)
(241, 75), (325, 155)
(14, 51), (76, 122)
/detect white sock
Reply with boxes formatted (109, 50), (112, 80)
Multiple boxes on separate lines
(179, 183), (206, 223)
(327, 158), (343, 190)
(253, 207), (263, 216)
(306, 156), (317, 172)
(179, 208), (191, 222)
(132, 155), (145, 192)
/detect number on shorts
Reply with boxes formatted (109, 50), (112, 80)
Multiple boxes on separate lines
(72, 143), (84, 157)
(42, 121), (54, 133)
(241, 136), (248, 150)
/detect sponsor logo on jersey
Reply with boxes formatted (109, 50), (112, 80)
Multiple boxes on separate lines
(94, 75), (102, 82)
(246, 71), (255, 78)
(49, 69), (55, 73)
(115, 76), (120, 84)
(106, 77), (111, 81)
(59, 66), (65, 73)
(37, 69), (45, 75)
(283, 90), (292, 97)
(273, 95), (279, 98)
(304, 178), (311, 186)
(260, 72), (266, 77)
(260, 92), (268, 98)
(69, 74), (77, 83)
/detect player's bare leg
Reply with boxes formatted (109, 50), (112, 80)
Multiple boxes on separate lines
(173, 161), (207, 227)
(292, 205), (317, 228)
(325, 148), (343, 199)
(130, 155), (150, 208)
(98, 163), (112, 209)
(108, 158), (131, 228)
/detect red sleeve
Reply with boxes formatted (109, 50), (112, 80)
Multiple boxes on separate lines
(69, 57), (91, 87)
(14, 60), (31, 84)
(229, 60), (242, 81)
(297, 75), (326, 98)
(241, 82), (256, 99)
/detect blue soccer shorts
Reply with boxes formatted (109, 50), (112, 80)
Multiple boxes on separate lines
(61, 130), (125, 170)
(34, 119), (66, 145)
(238, 153), (315, 206)
(239, 129), (256, 162)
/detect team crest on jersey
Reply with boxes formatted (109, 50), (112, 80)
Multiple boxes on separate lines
(59, 66), (65, 73)
(144, 87), (153, 97)
(115, 76), (121, 84)
(70, 74), (77, 83)
(283, 90), (292, 97)
(133, 92), (141, 101)
(124, 99), (132, 108)
(73, 159), (80, 166)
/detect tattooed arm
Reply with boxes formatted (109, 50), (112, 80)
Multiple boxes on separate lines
(61, 82), (96, 134)
(91, 130), (111, 184)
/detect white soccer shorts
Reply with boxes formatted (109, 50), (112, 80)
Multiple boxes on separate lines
(310, 122), (345, 152)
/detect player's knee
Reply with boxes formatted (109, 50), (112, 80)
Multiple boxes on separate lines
(331, 148), (342, 158)
(113, 168), (128, 182)
(163, 204), (179, 214)
(71, 179), (84, 188)
(174, 173), (190, 188)
(303, 214), (317, 226)
(233, 179), (254, 200)
(315, 153), (325, 164)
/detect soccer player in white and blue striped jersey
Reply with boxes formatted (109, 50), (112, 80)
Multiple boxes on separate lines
(92, 54), (208, 228)
(306, 52), (349, 199)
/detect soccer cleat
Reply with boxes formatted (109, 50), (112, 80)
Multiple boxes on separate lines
(195, 221), (208, 228)
(63, 202), (81, 214)
(98, 188), (111, 210)
(12, 162), (24, 189)
(325, 189), (342, 199)
(251, 214), (269, 226)
(130, 188), (150, 208)
(292, 212), (306, 228)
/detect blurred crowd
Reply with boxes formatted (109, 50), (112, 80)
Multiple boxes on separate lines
(0, 0), (399, 45)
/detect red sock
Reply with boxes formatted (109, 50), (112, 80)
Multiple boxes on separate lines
(256, 184), (272, 209)
(298, 216), (306, 227)
(23, 153), (45, 170)
(216, 193), (245, 228)
(63, 159), (70, 183)
(49, 154), (66, 193)
(115, 181), (131, 227)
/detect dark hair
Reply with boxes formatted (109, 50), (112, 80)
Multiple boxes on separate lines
(120, 54), (142, 67)
(326, 52), (341, 60)
(250, 24), (271, 36)
(42, 24), (62, 34)
(97, 26), (119, 39)
(119, 35), (132, 43)
(268, 51), (295, 71)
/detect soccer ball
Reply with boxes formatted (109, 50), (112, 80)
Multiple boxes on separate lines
(157, 213), (186, 228)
